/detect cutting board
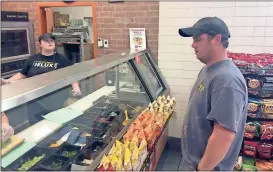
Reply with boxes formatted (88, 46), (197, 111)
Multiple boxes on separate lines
(1, 135), (24, 156)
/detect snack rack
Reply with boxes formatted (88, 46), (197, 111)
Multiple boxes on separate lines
(96, 95), (176, 171)
(229, 52), (273, 171)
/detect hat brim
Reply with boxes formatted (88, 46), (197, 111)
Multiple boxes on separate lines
(43, 36), (55, 40)
(39, 34), (55, 42)
(178, 27), (202, 37)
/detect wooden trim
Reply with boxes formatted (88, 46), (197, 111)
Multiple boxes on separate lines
(45, 8), (54, 33)
(36, 2), (98, 58)
(92, 3), (98, 59)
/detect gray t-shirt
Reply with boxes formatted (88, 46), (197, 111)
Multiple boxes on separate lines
(181, 59), (248, 171)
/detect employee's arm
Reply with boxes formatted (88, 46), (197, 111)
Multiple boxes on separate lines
(6, 58), (30, 83)
(7, 73), (26, 82)
(71, 81), (81, 96)
(198, 123), (235, 170)
(2, 112), (9, 124)
(72, 82), (80, 90)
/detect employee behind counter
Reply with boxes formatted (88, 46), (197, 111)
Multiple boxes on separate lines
(2, 33), (82, 126)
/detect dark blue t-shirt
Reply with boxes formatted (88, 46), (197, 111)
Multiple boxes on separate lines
(181, 59), (248, 170)
(21, 52), (72, 78)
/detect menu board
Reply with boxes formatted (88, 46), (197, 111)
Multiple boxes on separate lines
(129, 28), (146, 53)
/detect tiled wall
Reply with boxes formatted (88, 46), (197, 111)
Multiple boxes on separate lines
(159, 1), (273, 138)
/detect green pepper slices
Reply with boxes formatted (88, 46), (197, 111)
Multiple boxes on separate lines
(17, 154), (46, 171)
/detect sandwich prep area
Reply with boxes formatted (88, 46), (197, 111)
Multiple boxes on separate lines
(1, 49), (176, 171)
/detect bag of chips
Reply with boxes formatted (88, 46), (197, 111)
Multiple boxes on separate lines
(256, 160), (273, 171)
(262, 99), (273, 114)
(108, 144), (116, 156)
(242, 157), (255, 166)
(144, 124), (153, 138)
(241, 164), (257, 171)
(124, 139), (130, 147)
(243, 141), (258, 158)
(257, 143), (273, 159)
(115, 140), (124, 158)
(260, 122), (273, 141)
(116, 156), (123, 171)
(123, 126), (135, 142)
(234, 156), (242, 171)
(247, 98), (262, 118)
(138, 138), (148, 163)
(123, 147), (132, 171)
(134, 119), (143, 132)
(108, 154), (119, 170)
(154, 124), (162, 137)
(129, 135), (139, 152)
(155, 114), (165, 129)
(131, 147), (141, 170)
(147, 131), (157, 148)
(138, 128), (146, 143)
(98, 155), (113, 171)
(244, 122), (260, 139)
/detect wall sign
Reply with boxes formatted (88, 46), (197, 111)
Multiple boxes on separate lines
(1, 11), (29, 22)
(129, 28), (146, 53)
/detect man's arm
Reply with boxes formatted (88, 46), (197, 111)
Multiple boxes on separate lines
(198, 123), (235, 170)
(198, 77), (247, 171)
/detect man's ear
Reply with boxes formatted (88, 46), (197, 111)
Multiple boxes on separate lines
(214, 34), (222, 45)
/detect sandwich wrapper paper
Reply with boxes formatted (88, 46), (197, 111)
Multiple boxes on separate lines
(42, 107), (83, 125)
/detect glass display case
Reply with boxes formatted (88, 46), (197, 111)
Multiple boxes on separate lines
(1, 49), (169, 171)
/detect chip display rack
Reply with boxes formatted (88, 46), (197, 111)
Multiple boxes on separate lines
(229, 52), (273, 171)
(96, 95), (176, 171)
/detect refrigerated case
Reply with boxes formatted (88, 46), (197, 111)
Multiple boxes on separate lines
(1, 49), (170, 171)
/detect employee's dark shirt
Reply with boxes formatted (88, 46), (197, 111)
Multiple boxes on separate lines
(21, 52), (72, 78)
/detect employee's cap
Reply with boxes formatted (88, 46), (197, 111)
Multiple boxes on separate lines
(38, 33), (55, 42)
(178, 17), (230, 40)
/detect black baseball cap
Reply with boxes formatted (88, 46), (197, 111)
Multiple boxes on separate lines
(38, 33), (55, 42)
(178, 17), (230, 40)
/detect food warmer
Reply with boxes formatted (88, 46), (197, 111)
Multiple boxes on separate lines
(1, 49), (170, 171)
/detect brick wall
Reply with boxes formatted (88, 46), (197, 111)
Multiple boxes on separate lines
(96, 1), (159, 61)
(1, 2), (40, 51)
(1, 1), (159, 61)
(159, 1), (273, 138)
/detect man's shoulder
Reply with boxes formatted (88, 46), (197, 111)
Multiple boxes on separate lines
(210, 70), (247, 94)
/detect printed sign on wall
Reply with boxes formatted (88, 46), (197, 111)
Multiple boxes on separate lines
(129, 28), (146, 53)
(1, 11), (29, 22)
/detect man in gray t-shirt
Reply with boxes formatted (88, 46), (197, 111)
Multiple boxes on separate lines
(178, 17), (248, 171)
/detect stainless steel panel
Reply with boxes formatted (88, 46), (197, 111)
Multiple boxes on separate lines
(2, 50), (136, 111)
(1, 22), (35, 62)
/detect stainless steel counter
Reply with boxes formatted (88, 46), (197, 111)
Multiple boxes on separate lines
(2, 50), (136, 112)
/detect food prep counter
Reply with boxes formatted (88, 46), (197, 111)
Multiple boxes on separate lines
(1, 49), (170, 171)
